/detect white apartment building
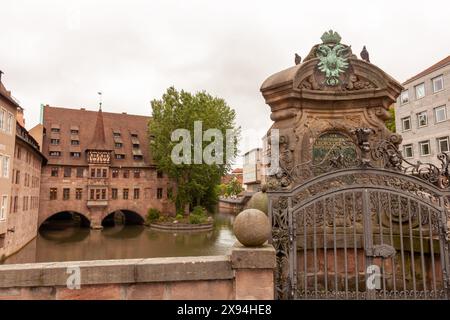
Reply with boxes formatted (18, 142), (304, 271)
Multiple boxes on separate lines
(395, 56), (450, 167)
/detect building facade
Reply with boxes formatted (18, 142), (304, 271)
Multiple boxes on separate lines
(39, 105), (175, 229)
(243, 148), (263, 192)
(395, 56), (450, 166)
(5, 123), (46, 257)
(0, 76), (18, 257)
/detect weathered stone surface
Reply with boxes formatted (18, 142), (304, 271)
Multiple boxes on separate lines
(0, 249), (276, 300)
(245, 191), (269, 215)
(235, 270), (274, 300)
(56, 284), (122, 300)
(233, 209), (271, 247)
(168, 280), (234, 300)
(125, 283), (166, 300)
(231, 242), (276, 269)
(135, 256), (233, 282)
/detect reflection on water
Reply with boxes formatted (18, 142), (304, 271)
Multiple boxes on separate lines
(3, 212), (236, 264)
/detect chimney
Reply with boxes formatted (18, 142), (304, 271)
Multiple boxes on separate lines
(0, 70), (3, 82)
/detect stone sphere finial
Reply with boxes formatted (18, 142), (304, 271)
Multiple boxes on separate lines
(233, 209), (271, 247)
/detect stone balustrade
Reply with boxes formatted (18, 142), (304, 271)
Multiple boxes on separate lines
(0, 243), (275, 300)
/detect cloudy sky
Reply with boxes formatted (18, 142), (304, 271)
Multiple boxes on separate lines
(1, 0), (449, 165)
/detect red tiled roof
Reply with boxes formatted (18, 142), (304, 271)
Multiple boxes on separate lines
(43, 105), (153, 167)
(403, 56), (450, 85)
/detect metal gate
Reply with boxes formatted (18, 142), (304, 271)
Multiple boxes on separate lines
(268, 132), (450, 299)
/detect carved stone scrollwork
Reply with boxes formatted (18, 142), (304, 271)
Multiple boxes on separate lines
(369, 244), (396, 259)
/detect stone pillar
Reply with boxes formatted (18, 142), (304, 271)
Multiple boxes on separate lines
(231, 242), (276, 300)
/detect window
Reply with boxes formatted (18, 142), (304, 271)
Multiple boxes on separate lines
(90, 189), (95, 200)
(432, 75), (444, 93)
(134, 188), (140, 200)
(15, 170), (20, 184)
(70, 151), (81, 158)
(96, 168), (102, 178)
(77, 168), (84, 178)
(16, 146), (21, 159)
(123, 188), (129, 200)
(403, 144), (413, 158)
(0, 108), (5, 131)
(417, 111), (428, 127)
(50, 188), (57, 200)
(6, 112), (13, 134)
(75, 188), (83, 200)
(157, 188), (163, 199)
(71, 140), (80, 145)
(102, 169), (107, 178)
(91, 168), (95, 177)
(133, 155), (143, 161)
(63, 188), (70, 200)
(64, 167), (71, 177)
(71, 129), (79, 135)
(49, 151), (61, 157)
(112, 169), (119, 178)
(415, 83), (425, 99)
(419, 140), (431, 156)
(438, 137), (449, 153)
(1, 155), (9, 178)
(123, 170), (130, 178)
(101, 189), (106, 200)
(401, 117), (411, 131)
(115, 143), (122, 148)
(400, 90), (409, 104)
(12, 196), (18, 213)
(435, 105), (447, 123)
(131, 133), (138, 138)
(132, 143), (139, 149)
(157, 171), (163, 179)
(113, 132), (121, 137)
(50, 139), (60, 145)
(23, 196), (28, 211)
(0, 196), (7, 220)
(133, 169), (140, 178)
(115, 154), (125, 160)
(111, 188), (118, 200)
(51, 167), (58, 177)
(51, 127), (60, 133)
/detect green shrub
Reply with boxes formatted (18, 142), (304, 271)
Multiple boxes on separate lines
(189, 206), (208, 224)
(175, 214), (183, 220)
(189, 214), (205, 224)
(146, 208), (160, 224)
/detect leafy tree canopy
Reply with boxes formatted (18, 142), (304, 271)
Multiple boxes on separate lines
(149, 87), (240, 213)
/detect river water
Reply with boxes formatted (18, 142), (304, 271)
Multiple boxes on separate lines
(3, 212), (236, 264)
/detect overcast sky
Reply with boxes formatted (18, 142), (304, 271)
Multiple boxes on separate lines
(1, 0), (449, 165)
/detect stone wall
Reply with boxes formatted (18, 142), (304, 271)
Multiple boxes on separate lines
(0, 243), (275, 300)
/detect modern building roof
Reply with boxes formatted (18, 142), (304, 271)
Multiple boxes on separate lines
(403, 55), (450, 85)
(42, 105), (153, 167)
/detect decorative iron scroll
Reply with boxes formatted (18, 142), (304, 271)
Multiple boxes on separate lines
(267, 128), (450, 191)
(271, 196), (291, 299)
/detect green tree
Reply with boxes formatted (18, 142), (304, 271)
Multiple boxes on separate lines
(226, 177), (243, 197)
(386, 106), (396, 132)
(149, 87), (240, 213)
